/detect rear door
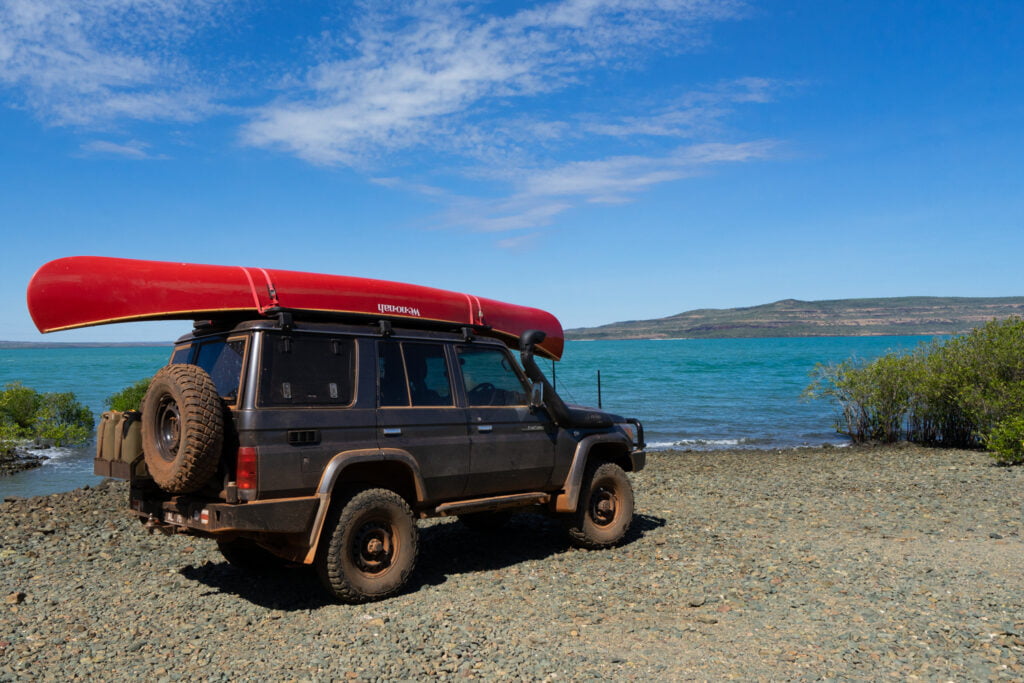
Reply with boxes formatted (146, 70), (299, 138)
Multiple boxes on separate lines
(456, 345), (556, 495)
(376, 340), (470, 502)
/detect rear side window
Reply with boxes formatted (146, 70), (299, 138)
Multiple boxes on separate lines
(171, 337), (247, 404)
(259, 335), (356, 406)
(169, 345), (190, 364)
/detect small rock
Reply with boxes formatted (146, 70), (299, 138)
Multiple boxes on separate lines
(990, 532), (1003, 539)
(687, 596), (707, 607)
(5, 592), (26, 605)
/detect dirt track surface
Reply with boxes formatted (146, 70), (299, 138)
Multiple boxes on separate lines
(2, 444), (1023, 680)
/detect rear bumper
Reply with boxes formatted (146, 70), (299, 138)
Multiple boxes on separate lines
(130, 490), (319, 536)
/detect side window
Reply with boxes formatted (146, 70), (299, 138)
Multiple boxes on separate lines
(404, 343), (453, 407)
(377, 342), (454, 408)
(169, 345), (191, 364)
(195, 338), (247, 403)
(378, 342), (409, 407)
(259, 335), (355, 406)
(457, 346), (528, 406)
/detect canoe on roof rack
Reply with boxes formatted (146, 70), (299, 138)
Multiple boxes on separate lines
(26, 256), (565, 360)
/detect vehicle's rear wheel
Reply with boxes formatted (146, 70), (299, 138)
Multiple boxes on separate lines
(565, 462), (634, 549)
(316, 488), (419, 603)
(140, 364), (224, 494)
(217, 538), (288, 572)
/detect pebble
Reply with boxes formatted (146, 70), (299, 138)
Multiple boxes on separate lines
(0, 444), (1022, 679)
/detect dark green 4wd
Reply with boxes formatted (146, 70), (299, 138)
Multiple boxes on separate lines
(96, 319), (645, 603)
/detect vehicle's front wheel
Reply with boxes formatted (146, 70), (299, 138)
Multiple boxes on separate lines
(316, 488), (419, 603)
(565, 461), (634, 549)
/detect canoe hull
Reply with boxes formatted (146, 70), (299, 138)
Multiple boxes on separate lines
(27, 257), (564, 360)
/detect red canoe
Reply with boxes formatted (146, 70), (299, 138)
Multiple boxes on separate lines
(27, 256), (564, 360)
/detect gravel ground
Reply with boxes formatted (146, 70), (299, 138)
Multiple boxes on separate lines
(2, 444), (1023, 680)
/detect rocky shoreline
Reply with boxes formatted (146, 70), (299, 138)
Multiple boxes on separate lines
(0, 447), (46, 477)
(2, 444), (1023, 679)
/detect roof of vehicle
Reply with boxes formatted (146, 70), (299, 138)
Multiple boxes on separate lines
(175, 318), (514, 350)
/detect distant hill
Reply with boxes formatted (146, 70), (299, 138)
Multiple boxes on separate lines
(0, 341), (172, 349)
(566, 297), (1024, 340)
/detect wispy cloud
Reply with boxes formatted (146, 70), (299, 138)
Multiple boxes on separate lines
(79, 139), (164, 159)
(241, 0), (749, 165)
(1, 0), (784, 238)
(0, 0), (227, 125)
(236, 1), (781, 236)
(443, 139), (777, 236)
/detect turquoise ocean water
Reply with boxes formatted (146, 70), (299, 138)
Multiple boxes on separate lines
(0, 336), (933, 498)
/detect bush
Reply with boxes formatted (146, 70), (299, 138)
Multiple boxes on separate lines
(0, 417), (20, 455)
(986, 416), (1024, 465)
(35, 391), (95, 445)
(105, 377), (152, 412)
(805, 353), (921, 443)
(0, 382), (43, 431)
(805, 317), (1024, 460)
(0, 382), (94, 447)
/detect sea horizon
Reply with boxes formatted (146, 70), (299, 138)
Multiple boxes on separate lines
(1, 335), (937, 499)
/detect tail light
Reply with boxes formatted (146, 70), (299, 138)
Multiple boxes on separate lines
(237, 447), (258, 491)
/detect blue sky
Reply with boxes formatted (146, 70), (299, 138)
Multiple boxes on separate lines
(1, 0), (1022, 342)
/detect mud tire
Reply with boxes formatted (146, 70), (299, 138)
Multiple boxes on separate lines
(141, 364), (224, 494)
(316, 488), (419, 603)
(565, 461), (634, 549)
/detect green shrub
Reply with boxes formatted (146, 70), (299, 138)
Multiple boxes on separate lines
(34, 391), (94, 445)
(805, 353), (920, 443)
(105, 377), (151, 412)
(986, 416), (1024, 465)
(0, 382), (94, 448)
(0, 417), (21, 455)
(806, 316), (1024, 459)
(0, 382), (43, 430)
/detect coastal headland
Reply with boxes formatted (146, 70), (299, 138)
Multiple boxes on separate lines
(2, 444), (1021, 678)
(567, 296), (1024, 340)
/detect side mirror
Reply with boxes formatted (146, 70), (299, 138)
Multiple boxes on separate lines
(529, 381), (544, 408)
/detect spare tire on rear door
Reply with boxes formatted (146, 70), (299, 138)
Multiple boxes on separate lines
(141, 364), (224, 494)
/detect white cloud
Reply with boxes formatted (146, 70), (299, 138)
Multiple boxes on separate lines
(79, 138), (164, 159)
(578, 78), (783, 139)
(241, 0), (748, 164)
(496, 231), (542, 251)
(519, 141), (775, 198)
(0, 0), (784, 237)
(442, 140), (776, 233)
(235, 1), (781, 237)
(0, 0), (227, 124)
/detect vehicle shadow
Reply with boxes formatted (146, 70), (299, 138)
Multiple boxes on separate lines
(178, 560), (331, 611)
(178, 512), (666, 610)
(408, 511), (666, 593)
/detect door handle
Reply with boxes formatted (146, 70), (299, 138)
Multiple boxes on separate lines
(477, 425), (493, 433)
(382, 428), (402, 436)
